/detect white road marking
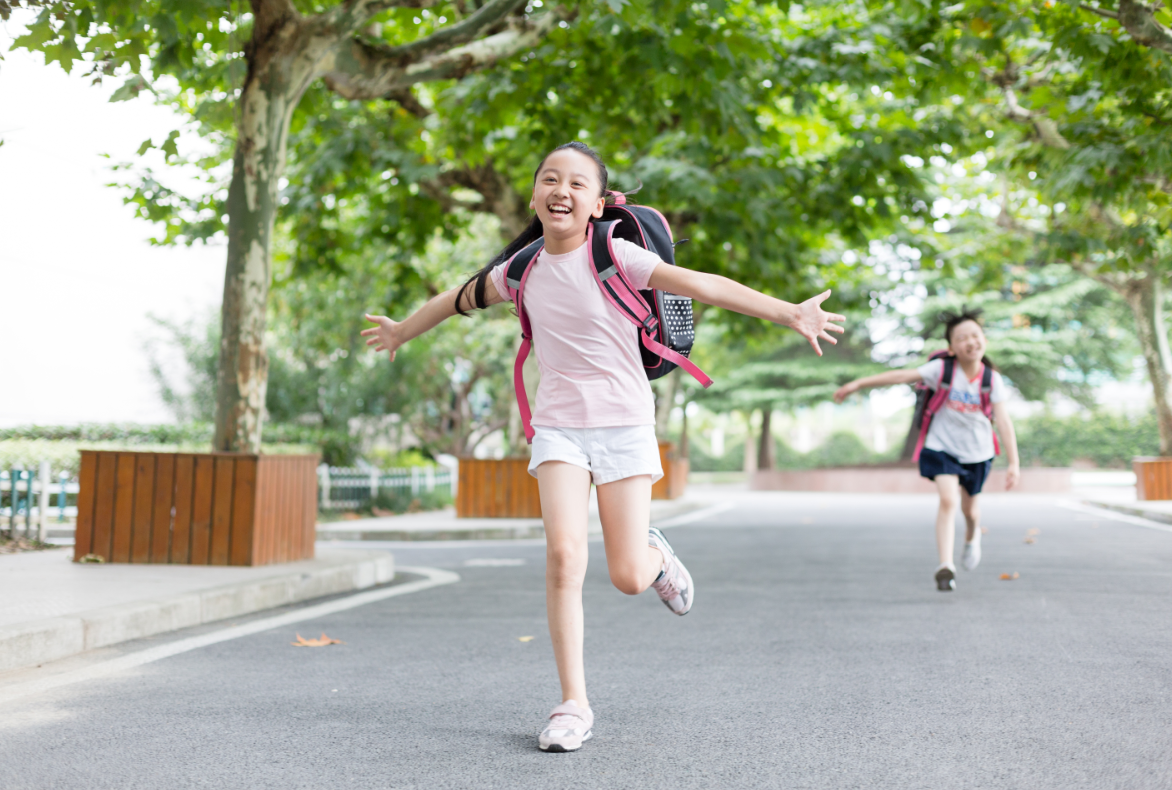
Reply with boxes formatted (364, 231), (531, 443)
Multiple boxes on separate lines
(654, 501), (738, 529)
(1055, 500), (1172, 533)
(0, 566), (459, 706)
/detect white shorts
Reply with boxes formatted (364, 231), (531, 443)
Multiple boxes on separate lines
(528, 425), (664, 485)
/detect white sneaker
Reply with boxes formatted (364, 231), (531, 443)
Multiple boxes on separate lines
(962, 537), (982, 571)
(538, 700), (593, 752)
(648, 527), (694, 615)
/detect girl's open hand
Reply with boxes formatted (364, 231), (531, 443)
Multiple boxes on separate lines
(792, 290), (846, 356)
(833, 381), (859, 404)
(361, 314), (405, 361)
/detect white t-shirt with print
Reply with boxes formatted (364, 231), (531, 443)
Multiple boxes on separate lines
(917, 358), (1007, 464)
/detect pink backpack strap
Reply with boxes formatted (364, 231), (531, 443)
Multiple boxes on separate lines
(587, 221), (713, 388)
(503, 240), (544, 444)
(912, 357), (954, 462)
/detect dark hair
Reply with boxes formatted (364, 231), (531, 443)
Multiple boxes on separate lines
(940, 307), (995, 369)
(455, 142), (616, 316)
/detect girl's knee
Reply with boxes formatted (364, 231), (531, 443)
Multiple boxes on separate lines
(608, 566), (648, 596)
(546, 543), (586, 587)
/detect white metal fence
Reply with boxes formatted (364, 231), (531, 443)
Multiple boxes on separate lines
(2, 462), (78, 541)
(318, 464), (454, 511)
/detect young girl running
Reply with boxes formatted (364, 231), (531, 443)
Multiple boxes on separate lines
(833, 310), (1020, 592)
(362, 141), (845, 752)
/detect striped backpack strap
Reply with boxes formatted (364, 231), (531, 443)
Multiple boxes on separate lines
(587, 220), (713, 388)
(912, 357), (954, 462)
(504, 240), (545, 444)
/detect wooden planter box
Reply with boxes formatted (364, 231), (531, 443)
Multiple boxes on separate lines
(74, 451), (319, 566)
(652, 442), (689, 500)
(1134, 457), (1172, 500)
(456, 457), (542, 518)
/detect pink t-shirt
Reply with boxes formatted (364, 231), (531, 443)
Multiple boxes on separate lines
(489, 237), (664, 428)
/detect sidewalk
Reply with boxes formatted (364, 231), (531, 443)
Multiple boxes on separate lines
(1072, 472), (1172, 525)
(0, 547), (394, 673)
(315, 490), (708, 542)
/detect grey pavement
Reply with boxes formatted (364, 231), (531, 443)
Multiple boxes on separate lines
(1, 491), (1171, 789)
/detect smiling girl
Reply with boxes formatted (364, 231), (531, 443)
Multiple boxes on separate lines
(833, 310), (1020, 592)
(363, 141), (845, 751)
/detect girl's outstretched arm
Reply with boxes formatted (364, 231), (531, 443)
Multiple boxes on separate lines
(648, 265), (845, 356)
(992, 402), (1021, 490)
(833, 369), (922, 403)
(362, 278), (505, 361)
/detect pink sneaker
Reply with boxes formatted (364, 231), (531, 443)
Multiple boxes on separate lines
(648, 527), (694, 615)
(538, 700), (593, 752)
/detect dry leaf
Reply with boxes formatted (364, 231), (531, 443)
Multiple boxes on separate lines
(292, 632), (344, 647)
(999, 572), (1020, 581)
(1024, 537), (1036, 544)
(518, 636), (535, 642)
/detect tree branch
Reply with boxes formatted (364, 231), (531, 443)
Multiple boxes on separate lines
(320, 8), (563, 100)
(1118, 0), (1172, 54)
(1079, 3), (1120, 20)
(383, 0), (528, 59)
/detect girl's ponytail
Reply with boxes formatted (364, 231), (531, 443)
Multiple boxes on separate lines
(455, 215), (544, 316)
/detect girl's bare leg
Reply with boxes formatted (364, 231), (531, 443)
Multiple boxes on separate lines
(934, 475), (961, 567)
(960, 490), (981, 542)
(595, 474), (662, 595)
(536, 461), (593, 706)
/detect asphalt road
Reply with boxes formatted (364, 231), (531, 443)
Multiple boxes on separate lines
(2, 492), (1170, 789)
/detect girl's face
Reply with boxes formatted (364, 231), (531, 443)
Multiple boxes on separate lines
(948, 319), (987, 363)
(529, 149), (606, 243)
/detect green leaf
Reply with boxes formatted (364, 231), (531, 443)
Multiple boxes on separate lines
(604, 0), (628, 14)
(160, 130), (180, 160)
(136, 138), (154, 156)
(109, 74), (150, 103)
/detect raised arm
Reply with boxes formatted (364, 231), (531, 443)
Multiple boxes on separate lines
(992, 402), (1021, 490)
(648, 264), (845, 356)
(362, 277), (506, 361)
(833, 368), (922, 403)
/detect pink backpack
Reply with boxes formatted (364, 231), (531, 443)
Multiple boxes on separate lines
(911, 351), (999, 461)
(502, 194), (713, 443)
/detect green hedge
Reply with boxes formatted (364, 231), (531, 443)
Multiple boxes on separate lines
(1014, 411), (1158, 468)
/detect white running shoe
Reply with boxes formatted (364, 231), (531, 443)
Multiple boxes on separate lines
(962, 537), (982, 571)
(538, 700), (593, 752)
(648, 527), (694, 615)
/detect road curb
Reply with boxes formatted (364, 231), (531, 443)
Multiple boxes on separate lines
(0, 550), (394, 673)
(1081, 500), (1172, 527)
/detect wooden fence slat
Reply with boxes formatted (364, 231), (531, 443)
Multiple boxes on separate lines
(90, 453), (118, 561)
(303, 459), (317, 560)
(189, 456), (215, 564)
(150, 454), (175, 563)
(110, 453), (136, 563)
(73, 452), (98, 561)
(230, 457), (257, 566)
(171, 455), (195, 563)
(210, 456), (235, 565)
(130, 454), (155, 563)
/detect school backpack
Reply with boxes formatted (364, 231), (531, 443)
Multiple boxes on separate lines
(502, 192), (713, 443)
(909, 350), (999, 461)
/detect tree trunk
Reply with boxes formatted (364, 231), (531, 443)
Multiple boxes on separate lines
(1122, 270), (1172, 454)
(214, 16), (315, 452)
(757, 405), (775, 471)
(742, 411), (757, 473)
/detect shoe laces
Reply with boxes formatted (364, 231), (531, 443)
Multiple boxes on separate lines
(653, 563), (681, 599)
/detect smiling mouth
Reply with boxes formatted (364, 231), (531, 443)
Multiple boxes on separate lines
(547, 204), (572, 216)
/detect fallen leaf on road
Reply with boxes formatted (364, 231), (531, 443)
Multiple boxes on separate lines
(292, 632), (344, 647)
(1024, 537), (1036, 544)
(980, 527), (989, 535)
(999, 572), (1020, 581)
(518, 636), (535, 642)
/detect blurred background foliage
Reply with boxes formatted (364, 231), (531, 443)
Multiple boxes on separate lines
(7, 0), (1171, 469)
